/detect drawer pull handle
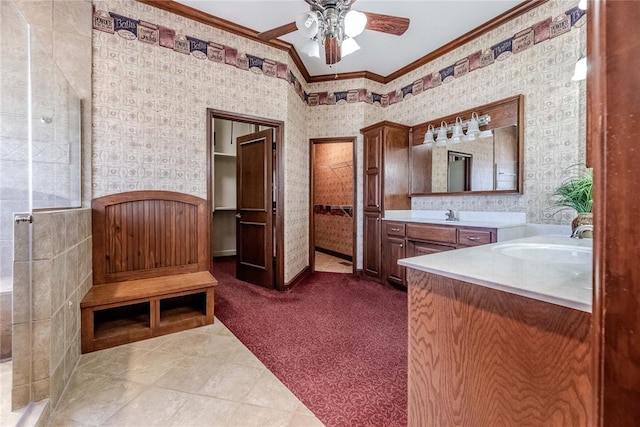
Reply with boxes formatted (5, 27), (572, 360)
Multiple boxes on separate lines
(467, 236), (481, 241)
(400, 244), (404, 248)
(390, 227), (401, 232)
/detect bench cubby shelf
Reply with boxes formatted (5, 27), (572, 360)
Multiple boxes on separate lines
(81, 191), (217, 353)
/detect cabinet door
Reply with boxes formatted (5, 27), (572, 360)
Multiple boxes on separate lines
(363, 212), (382, 277)
(384, 236), (406, 286)
(363, 129), (381, 211)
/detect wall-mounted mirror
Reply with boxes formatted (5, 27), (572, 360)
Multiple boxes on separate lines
(410, 95), (523, 196)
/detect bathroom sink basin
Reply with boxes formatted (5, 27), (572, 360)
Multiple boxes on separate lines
(492, 242), (592, 265)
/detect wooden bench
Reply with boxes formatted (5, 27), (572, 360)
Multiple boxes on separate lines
(81, 191), (217, 353)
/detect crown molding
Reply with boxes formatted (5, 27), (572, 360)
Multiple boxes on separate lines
(384, 0), (549, 84)
(307, 71), (386, 84)
(136, 0), (312, 82)
(135, 0), (548, 86)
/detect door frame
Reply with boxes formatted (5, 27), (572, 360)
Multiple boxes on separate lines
(309, 137), (358, 274)
(206, 108), (285, 290)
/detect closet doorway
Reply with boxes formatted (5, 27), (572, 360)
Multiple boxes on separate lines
(309, 137), (357, 274)
(207, 109), (285, 290)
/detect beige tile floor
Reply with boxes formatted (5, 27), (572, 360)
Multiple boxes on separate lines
(0, 361), (48, 427)
(49, 319), (324, 427)
(1, 360), (14, 419)
(314, 251), (352, 274)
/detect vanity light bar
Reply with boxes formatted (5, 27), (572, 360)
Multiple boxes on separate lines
(433, 114), (491, 134)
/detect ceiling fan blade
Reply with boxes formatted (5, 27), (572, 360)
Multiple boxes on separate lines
(363, 12), (410, 36)
(325, 37), (341, 65)
(257, 21), (297, 41)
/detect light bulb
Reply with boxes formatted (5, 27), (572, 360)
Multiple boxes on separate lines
(296, 12), (319, 38)
(344, 10), (367, 38)
(302, 39), (320, 58)
(466, 113), (480, 140)
(435, 121), (448, 146)
(341, 37), (360, 57)
(423, 125), (435, 145)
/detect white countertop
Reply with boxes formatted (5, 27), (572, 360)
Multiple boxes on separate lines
(383, 210), (526, 229)
(398, 235), (593, 313)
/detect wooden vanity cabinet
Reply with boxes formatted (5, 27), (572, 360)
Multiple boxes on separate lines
(382, 221), (497, 287)
(364, 212), (382, 277)
(361, 122), (410, 279)
(383, 222), (406, 286)
(408, 270), (591, 426)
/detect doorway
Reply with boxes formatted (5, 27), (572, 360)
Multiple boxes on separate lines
(447, 151), (472, 192)
(206, 109), (285, 290)
(309, 137), (357, 274)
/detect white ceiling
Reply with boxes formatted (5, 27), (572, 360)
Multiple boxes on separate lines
(174, 0), (524, 77)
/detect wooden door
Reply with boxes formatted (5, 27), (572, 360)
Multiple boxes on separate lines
(236, 129), (273, 288)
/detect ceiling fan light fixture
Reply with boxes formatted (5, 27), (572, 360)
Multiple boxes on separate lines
(296, 11), (319, 38)
(341, 37), (360, 57)
(344, 10), (367, 38)
(302, 39), (320, 58)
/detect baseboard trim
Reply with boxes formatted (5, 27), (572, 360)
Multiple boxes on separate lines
(213, 249), (236, 257)
(314, 247), (353, 262)
(284, 266), (311, 291)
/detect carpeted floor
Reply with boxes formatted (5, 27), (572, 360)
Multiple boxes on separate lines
(213, 257), (408, 427)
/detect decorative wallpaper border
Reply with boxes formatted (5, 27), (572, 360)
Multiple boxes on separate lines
(92, 4), (585, 108)
(92, 8), (307, 99)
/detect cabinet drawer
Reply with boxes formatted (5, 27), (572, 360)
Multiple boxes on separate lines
(407, 240), (456, 257)
(384, 222), (406, 237)
(406, 224), (457, 244)
(458, 229), (493, 246)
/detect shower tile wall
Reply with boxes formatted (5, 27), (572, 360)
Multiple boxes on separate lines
(314, 143), (353, 258)
(11, 209), (92, 410)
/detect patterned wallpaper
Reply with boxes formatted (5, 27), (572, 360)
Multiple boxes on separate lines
(305, 4), (584, 110)
(314, 142), (353, 257)
(92, 0), (289, 198)
(284, 84), (309, 282)
(91, 0), (585, 280)
(91, 0), (310, 280)
(384, 0), (586, 225)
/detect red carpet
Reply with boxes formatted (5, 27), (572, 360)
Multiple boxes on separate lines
(213, 257), (408, 427)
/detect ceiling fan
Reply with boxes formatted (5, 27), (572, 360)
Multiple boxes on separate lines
(257, 0), (410, 65)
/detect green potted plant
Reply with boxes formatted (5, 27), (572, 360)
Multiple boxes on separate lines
(550, 165), (593, 235)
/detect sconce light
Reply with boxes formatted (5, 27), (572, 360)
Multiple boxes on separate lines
(572, 55), (587, 81)
(435, 121), (448, 146)
(465, 112), (480, 141)
(450, 117), (464, 143)
(423, 125), (435, 145)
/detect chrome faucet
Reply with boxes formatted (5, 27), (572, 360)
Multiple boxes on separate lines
(571, 224), (594, 239)
(445, 209), (458, 221)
